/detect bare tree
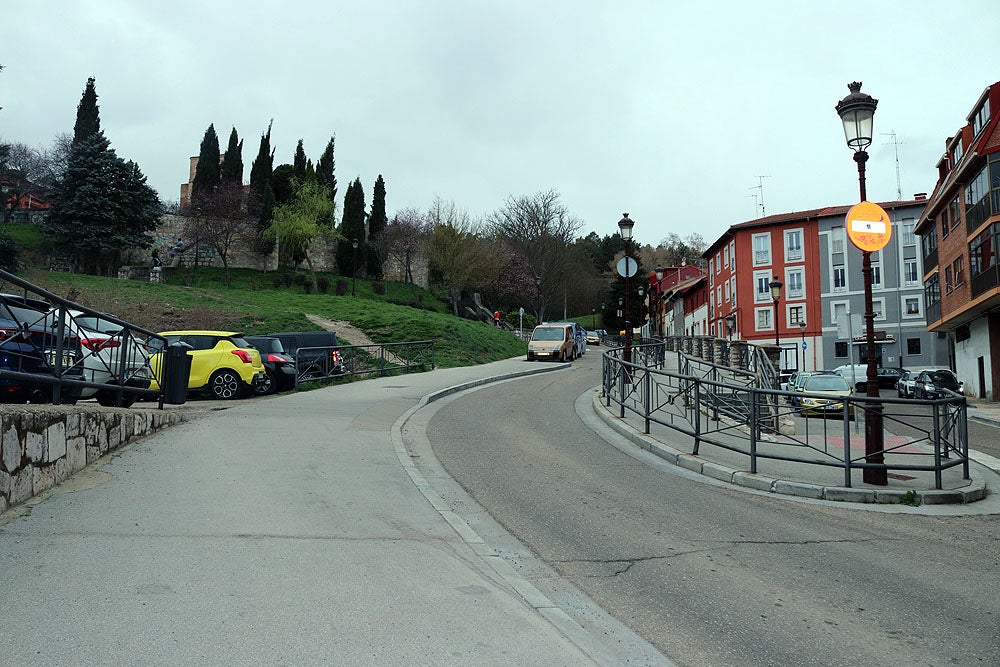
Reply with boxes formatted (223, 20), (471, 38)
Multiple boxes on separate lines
(484, 190), (582, 322)
(182, 183), (257, 283)
(380, 207), (431, 284)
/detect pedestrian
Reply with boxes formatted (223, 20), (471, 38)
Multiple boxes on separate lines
(151, 248), (162, 267)
(493, 310), (501, 327)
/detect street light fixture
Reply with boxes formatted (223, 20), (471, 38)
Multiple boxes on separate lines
(799, 320), (807, 372)
(351, 238), (359, 297)
(654, 266), (664, 337)
(769, 275), (783, 348)
(837, 80), (886, 485)
(534, 274), (542, 322)
(618, 213), (635, 365)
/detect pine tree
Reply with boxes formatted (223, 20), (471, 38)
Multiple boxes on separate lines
(72, 77), (101, 145)
(45, 133), (160, 275)
(366, 174), (387, 279)
(315, 136), (337, 203)
(336, 178), (366, 276)
(191, 124), (221, 201)
(221, 127), (244, 185)
(249, 121), (276, 255)
(293, 139), (307, 182)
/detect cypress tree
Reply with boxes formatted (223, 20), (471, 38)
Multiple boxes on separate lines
(336, 178), (366, 276)
(249, 121), (276, 255)
(315, 136), (337, 204)
(191, 124), (221, 200)
(293, 139), (307, 182)
(72, 77), (101, 145)
(366, 174), (387, 279)
(221, 127), (244, 185)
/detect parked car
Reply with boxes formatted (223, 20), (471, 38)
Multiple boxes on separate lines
(832, 364), (905, 392)
(148, 331), (265, 400)
(897, 367), (944, 398)
(798, 373), (855, 418)
(0, 295), (85, 404)
(526, 324), (575, 362)
(265, 331), (344, 381)
(913, 368), (964, 399)
(60, 309), (152, 407)
(790, 371), (823, 406)
(244, 335), (297, 395)
(585, 330), (601, 346)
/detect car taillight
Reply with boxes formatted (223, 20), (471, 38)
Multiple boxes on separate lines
(81, 337), (120, 350)
(231, 349), (253, 364)
(331, 350), (341, 364)
(266, 353), (291, 363)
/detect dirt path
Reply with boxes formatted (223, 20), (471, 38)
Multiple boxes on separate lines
(305, 314), (409, 366)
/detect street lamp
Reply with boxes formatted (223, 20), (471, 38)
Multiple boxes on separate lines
(351, 238), (359, 297)
(837, 80), (886, 486)
(654, 266), (664, 337)
(637, 284), (645, 336)
(799, 320), (807, 371)
(618, 213), (635, 365)
(769, 275), (783, 348)
(535, 274), (542, 322)
(592, 307), (596, 330)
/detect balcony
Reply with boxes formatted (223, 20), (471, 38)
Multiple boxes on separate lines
(754, 250), (770, 265)
(923, 247), (938, 271)
(971, 263), (1000, 298)
(966, 193), (996, 235)
(926, 300), (941, 324)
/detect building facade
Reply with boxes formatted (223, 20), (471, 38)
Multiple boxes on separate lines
(915, 81), (1000, 399)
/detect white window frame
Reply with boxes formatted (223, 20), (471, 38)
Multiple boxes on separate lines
(903, 259), (919, 286)
(831, 300), (850, 330)
(787, 304), (805, 326)
(831, 226), (845, 254)
(902, 219), (916, 246)
(755, 306), (774, 331)
(872, 297), (885, 321)
(723, 245), (730, 268)
(729, 241), (736, 271)
(784, 228), (804, 262)
(902, 295), (921, 318)
(833, 266), (847, 292)
(730, 276), (736, 307)
(724, 280), (731, 302)
(754, 270), (772, 303)
(715, 252), (721, 273)
(752, 233), (771, 266)
(785, 267), (805, 300)
(716, 285), (722, 307)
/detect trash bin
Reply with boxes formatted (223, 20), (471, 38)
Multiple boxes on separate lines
(162, 341), (193, 405)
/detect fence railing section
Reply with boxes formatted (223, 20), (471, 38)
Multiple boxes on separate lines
(602, 339), (970, 489)
(294, 340), (435, 387)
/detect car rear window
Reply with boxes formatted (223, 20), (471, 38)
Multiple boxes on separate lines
(805, 375), (850, 391)
(532, 327), (566, 341)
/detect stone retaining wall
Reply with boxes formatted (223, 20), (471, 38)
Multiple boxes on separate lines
(0, 407), (188, 512)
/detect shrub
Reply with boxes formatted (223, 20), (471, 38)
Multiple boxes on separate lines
(316, 276), (330, 293)
(272, 276), (285, 288)
(373, 281), (386, 295)
(291, 272), (307, 287)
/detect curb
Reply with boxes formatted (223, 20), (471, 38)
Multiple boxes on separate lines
(591, 393), (988, 506)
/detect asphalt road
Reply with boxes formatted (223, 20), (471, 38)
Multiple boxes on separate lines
(424, 351), (1000, 667)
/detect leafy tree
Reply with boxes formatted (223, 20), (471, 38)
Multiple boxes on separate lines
(248, 121), (275, 255)
(271, 164), (296, 207)
(293, 139), (307, 182)
(336, 177), (366, 276)
(315, 136), (337, 205)
(72, 77), (101, 145)
(191, 124), (220, 199)
(265, 180), (338, 291)
(0, 228), (21, 272)
(45, 133), (160, 275)
(366, 174), (387, 279)
(485, 190), (582, 322)
(220, 127), (243, 185)
(658, 232), (707, 267)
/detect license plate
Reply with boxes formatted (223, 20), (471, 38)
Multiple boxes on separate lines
(45, 350), (75, 367)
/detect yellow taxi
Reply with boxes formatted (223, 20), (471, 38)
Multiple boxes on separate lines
(149, 331), (265, 400)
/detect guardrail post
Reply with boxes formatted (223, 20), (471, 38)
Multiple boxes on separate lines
(843, 401), (853, 487)
(932, 402), (942, 490)
(960, 399), (970, 479)
(644, 369), (652, 434)
(748, 388), (757, 473)
(619, 357), (626, 419)
(693, 377), (701, 455)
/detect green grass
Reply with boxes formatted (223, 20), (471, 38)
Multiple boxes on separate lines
(12, 266), (526, 368)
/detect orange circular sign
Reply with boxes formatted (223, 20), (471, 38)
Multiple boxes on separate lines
(846, 201), (892, 252)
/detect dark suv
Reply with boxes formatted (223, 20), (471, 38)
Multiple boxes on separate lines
(265, 331), (344, 381)
(0, 295), (85, 404)
(244, 335), (297, 394)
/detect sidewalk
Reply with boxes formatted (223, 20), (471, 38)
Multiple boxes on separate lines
(1, 358), (670, 666)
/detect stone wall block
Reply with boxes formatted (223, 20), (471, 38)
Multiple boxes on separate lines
(11, 468), (33, 505)
(2, 423), (21, 472)
(53, 458), (69, 483)
(0, 468), (11, 497)
(33, 464), (56, 495)
(67, 437), (86, 472)
(86, 445), (101, 465)
(45, 421), (67, 462)
(25, 430), (45, 462)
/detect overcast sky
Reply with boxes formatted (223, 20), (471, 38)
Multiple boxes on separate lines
(4, 1), (999, 247)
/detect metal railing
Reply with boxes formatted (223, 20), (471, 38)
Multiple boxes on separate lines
(602, 340), (970, 489)
(294, 340), (435, 387)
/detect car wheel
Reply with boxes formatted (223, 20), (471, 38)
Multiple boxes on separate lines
(96, 389), (138, 408)
(209, 369), (244, 400)
(256, 371), (276, 396)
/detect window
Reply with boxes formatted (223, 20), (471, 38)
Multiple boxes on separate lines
(902, 219), (916, 246)
(953, 257), (965, 286)
(904, 259), (919, 286)
(907, 338), (922, 355)
(872, 298), (885, 320)
(785, 228), (803, 261)
(755, 271), (772, 302)
(973, 98), (991, 137)
(970, 222), (998, 277)
(716, 285), (722, 306)
(753, 233), (771, 265)
(786, 268), (804, 299)
(904, 296), (920, 315)
(945, 266), (953, 293)
(724, 280), (731, 302)
(951, 139), (964, 166)
(723, 246), (730, 268)
(831, 227), (845, 254)
(941, 215), (949, 239)
(788, 305), (804, 325)
(729, 241), (736, 271)
(871, 258), (882, 289)
(715, 252), (721, 273)
(709, 258), (714, 280)
(755, 307), (773, 330)
(949, 196), (961, 230)
(925, 272), (941, 307)
(835, 341), (848, 357)
(833, 266), (846, 291)
(730, 277), (736, 306)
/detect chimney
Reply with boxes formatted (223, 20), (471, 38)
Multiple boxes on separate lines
(914, 192), (927, 201)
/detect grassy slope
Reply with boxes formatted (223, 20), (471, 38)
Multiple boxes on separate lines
(13, 266), (526, 368)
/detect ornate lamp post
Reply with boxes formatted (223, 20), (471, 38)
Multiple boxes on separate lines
(837, 80), (886, 486)
(653, 266), (664, 336)
(637, 284), (645, 336)
(618, 213), (636, 364)
(769, 275), (783, 348)
(534, 275), (542, 322)
(799, 320), (807, 372)
(351, 238), (359, 297)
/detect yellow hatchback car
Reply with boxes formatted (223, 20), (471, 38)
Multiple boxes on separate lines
(149, 331), (266, 400)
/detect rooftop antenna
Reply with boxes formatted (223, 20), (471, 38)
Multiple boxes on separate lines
(882, 130), (904, 200)
(747, 192), (760, 218)
(749, 175), (771, 216)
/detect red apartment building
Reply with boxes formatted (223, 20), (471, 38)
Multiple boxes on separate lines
(704, 213), (821, 372)
(915, 81), (1000, 399)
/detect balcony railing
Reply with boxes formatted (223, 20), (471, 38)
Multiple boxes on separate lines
(971, 263), (1000, 298)
(966, 194), (995, 235)
(923, 247), (938, 271)
(926, 300), (942, 324)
